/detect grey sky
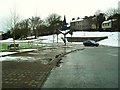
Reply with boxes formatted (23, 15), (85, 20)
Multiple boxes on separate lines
(0, 0), (119, 32)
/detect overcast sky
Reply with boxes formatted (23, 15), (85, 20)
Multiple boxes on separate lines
(0, 0), (119, 32)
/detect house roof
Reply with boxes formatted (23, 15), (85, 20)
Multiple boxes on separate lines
(102, 20), (111, 24)
(70, 18), (83, 22)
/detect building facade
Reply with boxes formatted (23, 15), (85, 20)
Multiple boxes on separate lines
(70, 18), (83, 31)
(70, 17), (97, 31)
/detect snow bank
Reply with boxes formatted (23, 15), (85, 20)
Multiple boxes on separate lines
(38, 31), (119, 47)
(0, 56), (34, 61)
(71, 32), (119, 47)
(0, 52), (17, 56)
(0, 31), (119, 61)
(0, 32), (119, 47)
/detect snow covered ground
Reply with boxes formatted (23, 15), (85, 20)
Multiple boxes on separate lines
(0, 31), (119, 47)
(0, 31), (119, 61)
(39, 31), (119, 47)
(0, 56), (34, 61)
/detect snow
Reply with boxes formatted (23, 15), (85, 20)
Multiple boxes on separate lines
(70, 18), (83, 22)
(0, 52), (17, 57)
(102, 20), (111, 24)
(98, 32), (119, 47)
(0, 31), (119, 47)
(0, 38), (38, 43)
(67, 32), (119, 47)
(0, 31), (119, 61)
(0, 56), (34, 61)
(17, 49), (37, 52)
(39, 31), (119, 47)
(0, 32), (119, 47)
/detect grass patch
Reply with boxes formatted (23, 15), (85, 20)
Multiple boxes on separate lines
(0, 43), (9, 51)
(19, 43), (38, 49)
(0, 42), (41, 52)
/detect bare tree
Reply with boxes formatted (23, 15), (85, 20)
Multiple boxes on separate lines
(29, 16), (43, 38)
(15, 19), (30, 39)
(105, 8), (118, 17)
(95, 10), (102, 16)
(96, 13), (106, 30)
(6, 7), (21, 50)
(45, 13), (61, 43)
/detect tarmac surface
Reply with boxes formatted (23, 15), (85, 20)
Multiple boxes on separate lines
(42, 46), (118, 88)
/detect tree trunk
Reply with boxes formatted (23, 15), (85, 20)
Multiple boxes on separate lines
(13, 32), (16, 50)
(57, 34), (58, 43)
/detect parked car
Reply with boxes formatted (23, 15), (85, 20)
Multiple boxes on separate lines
(83, 40), (99, 46)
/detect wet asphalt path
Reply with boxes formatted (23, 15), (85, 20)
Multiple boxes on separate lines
(42, 46), (118, 88)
